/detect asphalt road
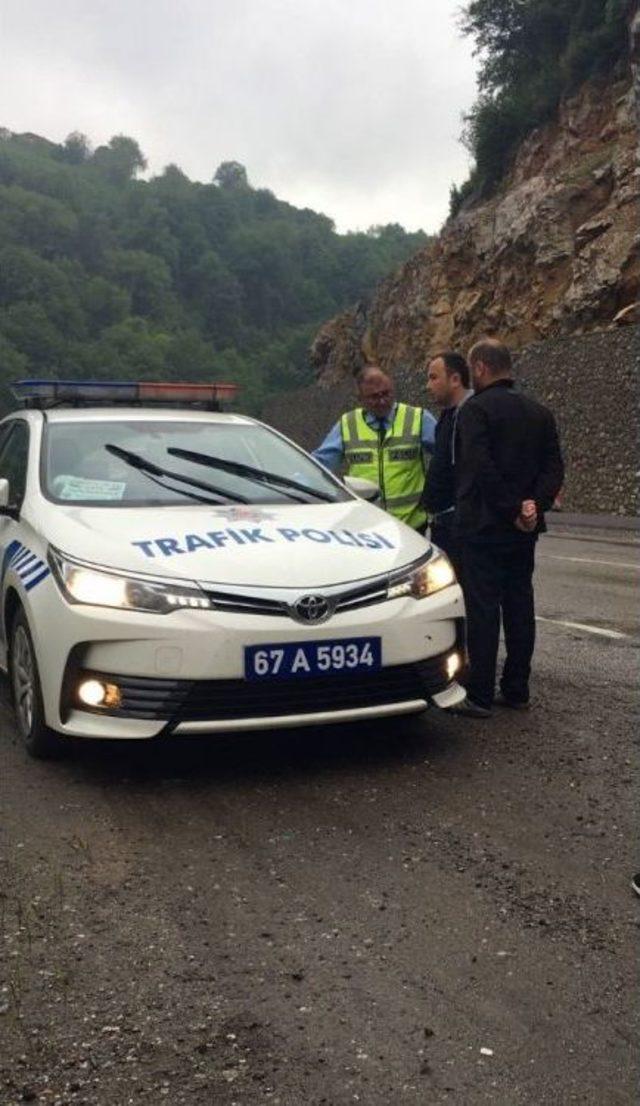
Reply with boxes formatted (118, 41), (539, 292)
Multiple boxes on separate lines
(1, 521), (638, 1105)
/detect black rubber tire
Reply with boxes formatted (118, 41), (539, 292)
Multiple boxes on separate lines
(9, 610), (65, 759)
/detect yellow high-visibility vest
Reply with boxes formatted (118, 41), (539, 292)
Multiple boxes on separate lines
(340, 403), (427, 530)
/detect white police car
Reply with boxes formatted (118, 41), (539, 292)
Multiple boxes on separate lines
(0, 380), (465, 757)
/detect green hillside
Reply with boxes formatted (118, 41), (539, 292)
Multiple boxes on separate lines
(451, 0), (630, 213)
(0, 133), (427, 414)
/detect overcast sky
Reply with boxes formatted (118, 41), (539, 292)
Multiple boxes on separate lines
(1, 0), (479, 234)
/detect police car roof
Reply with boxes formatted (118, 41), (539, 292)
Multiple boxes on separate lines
(40, 407), (254, 425)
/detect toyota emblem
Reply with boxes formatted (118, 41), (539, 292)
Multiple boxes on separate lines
(293, 594), (331, 623)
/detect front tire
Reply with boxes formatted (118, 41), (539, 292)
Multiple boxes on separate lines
(9, 610), (64, 759)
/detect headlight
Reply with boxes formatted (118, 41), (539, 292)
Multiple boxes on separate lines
(387, 553), (456, 601)
(48, 549), (211, 614)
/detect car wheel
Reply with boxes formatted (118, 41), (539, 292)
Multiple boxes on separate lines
(10, 610), (64, 759)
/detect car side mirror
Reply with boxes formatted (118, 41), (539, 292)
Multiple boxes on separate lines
(343, 475), (382, 503)
(0, 478), (19, 519)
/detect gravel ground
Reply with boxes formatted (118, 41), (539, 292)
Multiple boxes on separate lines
(0, 526), (638, 1105)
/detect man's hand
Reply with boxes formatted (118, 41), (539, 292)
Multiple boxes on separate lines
(515, 498), (537, 532)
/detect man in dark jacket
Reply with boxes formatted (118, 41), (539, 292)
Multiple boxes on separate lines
(453, 338), (564, 718)
(424, 350), (473, 575)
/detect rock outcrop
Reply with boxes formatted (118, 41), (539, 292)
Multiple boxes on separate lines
(265, 66), (640, 516)
(311, 75), (639, 384)
(265, 325), (640, 516)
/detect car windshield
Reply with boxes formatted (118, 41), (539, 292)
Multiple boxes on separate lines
(42, 419), (349, 507)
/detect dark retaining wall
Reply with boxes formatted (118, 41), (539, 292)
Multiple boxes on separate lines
(263, 325), (640, 516)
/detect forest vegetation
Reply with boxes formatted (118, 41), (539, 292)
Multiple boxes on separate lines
(450, 0), (631, 214)
(0, 133), (427, 414)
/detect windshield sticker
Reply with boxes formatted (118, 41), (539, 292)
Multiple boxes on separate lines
(1, 540), (50, 591)
(53, 475), (126, 501)
(131, 527), (396, 559)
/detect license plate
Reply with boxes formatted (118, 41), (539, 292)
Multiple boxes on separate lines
(244, 637), (382, 680)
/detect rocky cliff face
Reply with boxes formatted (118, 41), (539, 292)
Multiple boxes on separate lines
(264, 68), (640, 516)
(265, 325), (640, 516)
(311, 75), (639, 383)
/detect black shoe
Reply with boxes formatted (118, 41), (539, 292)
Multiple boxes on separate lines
(632, 874), (640, 898)
(495, 691), (530, 710)
(451, 697), (492, 719)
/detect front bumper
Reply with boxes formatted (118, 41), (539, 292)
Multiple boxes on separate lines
(29, 575), (465, 738)
(67, 648), (465, 735)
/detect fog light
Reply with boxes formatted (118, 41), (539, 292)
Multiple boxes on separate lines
(78, 679), (106, 706)
(446, 652), (461, 680)
(77, 678), (121, 709)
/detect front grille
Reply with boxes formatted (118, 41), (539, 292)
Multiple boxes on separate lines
(74, 653), (453, 724)
(334, 581), (389, 614)
(204, 589), (286, 617)
(202, 573), (399, 621)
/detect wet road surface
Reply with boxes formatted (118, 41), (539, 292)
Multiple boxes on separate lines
(1, 522), (638, 1104)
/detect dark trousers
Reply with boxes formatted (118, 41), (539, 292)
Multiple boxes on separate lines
(461, 538), (537, 709)
(430, 517), (463, 581)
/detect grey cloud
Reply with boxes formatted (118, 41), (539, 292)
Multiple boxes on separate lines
(1, 0), (477, 231)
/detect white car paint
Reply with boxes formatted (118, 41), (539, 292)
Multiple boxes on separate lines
(0, 405), (465, 750)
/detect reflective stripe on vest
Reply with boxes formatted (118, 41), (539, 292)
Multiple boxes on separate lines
(340, 403), (427, 530)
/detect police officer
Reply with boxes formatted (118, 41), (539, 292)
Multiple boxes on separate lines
(452, 338), (564, 718)
(423, 351), (473, 575)
(313, 365), (436, 532)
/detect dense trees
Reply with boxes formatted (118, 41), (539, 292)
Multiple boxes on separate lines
(450, 0), (630, 213)
(0, 133), (427, 414)
(92, 135), (147, 185)
(213, 161), (251, 191)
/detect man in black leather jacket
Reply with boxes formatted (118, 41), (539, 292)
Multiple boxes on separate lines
(453, 338), (564, 718)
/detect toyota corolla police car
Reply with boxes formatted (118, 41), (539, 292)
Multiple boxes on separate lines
(0, 380), (465, 757)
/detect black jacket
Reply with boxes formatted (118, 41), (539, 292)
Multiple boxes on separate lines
(455, 379), (564, 541)
(423, 405), (457, 515)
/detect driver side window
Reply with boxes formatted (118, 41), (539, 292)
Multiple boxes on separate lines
(0, 421), (30, 510)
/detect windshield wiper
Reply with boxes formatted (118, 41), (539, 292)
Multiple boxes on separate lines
(166, 448), (336, 503)
(104, 444), (249, 504)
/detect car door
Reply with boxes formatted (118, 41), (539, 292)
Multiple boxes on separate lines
(0, 420), (29, 507)
(0, 420), (31, 659)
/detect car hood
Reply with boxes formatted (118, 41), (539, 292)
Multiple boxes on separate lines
(41, 499), (431, 589)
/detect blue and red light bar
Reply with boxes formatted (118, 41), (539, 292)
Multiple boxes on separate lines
(12, 380), (238, 410)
